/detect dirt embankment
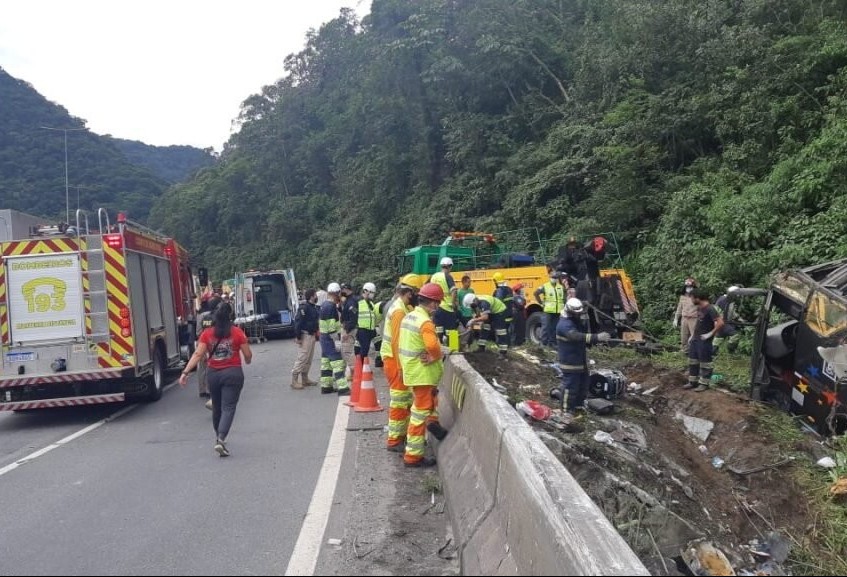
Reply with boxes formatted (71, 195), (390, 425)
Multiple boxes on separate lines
(467, 349), (834, 576)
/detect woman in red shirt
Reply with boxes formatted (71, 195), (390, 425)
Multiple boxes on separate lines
(180, 302), (252, 457)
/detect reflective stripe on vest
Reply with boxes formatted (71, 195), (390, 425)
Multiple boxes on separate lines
(358, 298), (376, 330)
(431, 271), (454, 312)
(380, 298), (409, 358)
(542, 282), (564, 314)
(398, 306), (443, 387)
(477, 294), (506, 315)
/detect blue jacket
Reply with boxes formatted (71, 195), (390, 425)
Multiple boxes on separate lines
(295, 301), (319, 335)
(556, 315), (598, 372)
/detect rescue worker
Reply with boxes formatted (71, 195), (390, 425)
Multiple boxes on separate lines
(686, 289), (724, 392)
(356, 282), (378, 361)
(430, 257), (459, 343)
(339, 282), (358, 375)
(381, 274), (423, 453)
(535, 271), (565, 347)
(674, 277), (699, 352)
(319, 283), (349, 396)
(456, 274), (475, 327)
(398, 282), (449, 468)
(492, 272), (515, 343)
(291, 288), (319, 389)
(556, 298), (611, 415)
(464, 293), (509, 355)
(512, 283), (527, 346)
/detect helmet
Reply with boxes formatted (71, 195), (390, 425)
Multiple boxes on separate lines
(462, 293), (477, 309)
(439, 257), (454, 267)
(340, 282), (352, 291)
(363, 282), (377, 293)
(512, 283), (524, 292)
(399, 274), (423, 290)
(492, 272), (505, 284)
(565, 297), (584, 314)
(327, 282), (341, 294)
(418, 283), (444, 302)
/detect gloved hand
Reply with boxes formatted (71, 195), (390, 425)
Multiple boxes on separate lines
(673, 317), (679, 329)
(700, 331), (715, 341)
(597, 332), (612, 342)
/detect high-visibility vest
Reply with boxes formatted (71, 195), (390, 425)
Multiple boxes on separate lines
(319, 301), (340, 334)
(358, 298), (376, 330)
(379, 298), (410, 358)
(477, 294), (507, 315)
(398, 306), (443, 387)
(541, 282), (564, 314)
(430, 271), (455, 312)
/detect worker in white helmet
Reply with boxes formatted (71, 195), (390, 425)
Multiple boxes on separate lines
(356, 282), (379, 362)
(555, 298), (610, 415)
(318, 283), (349, 396)
(429, 257), (459, 343)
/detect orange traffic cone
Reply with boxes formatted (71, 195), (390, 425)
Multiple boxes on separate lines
(346, 356), (363, 408)
(355, 357), (384, 413)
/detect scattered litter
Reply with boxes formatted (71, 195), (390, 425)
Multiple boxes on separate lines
(628, 382), (642, 393)
(728, 457), (794, 476)
(516, 400), (553, 421)
(544, 362), (564, 378)
(593, 430), (615, 445)
(698, 445), (709, 455)
(675, 412), (715, 443)
(681, 541), (736, 576)
(830, 477), (847, 498)
(817, 456), (836, 469)
(490, 378), (508, 394)
(711, 457), (725, 470)
(643, 386), (660, 396)
(327, 538), (343, 547)
(585, 398), (615, 415)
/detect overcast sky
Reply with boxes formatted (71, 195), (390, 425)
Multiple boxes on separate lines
(0, 0), (370, 150)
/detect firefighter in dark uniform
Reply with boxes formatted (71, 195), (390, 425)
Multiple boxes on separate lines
(556, 298), (610, 414)
(686, 289), (724, 392)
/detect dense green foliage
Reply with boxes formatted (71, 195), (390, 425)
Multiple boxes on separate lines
(152, 0), (847, 327)
(107, 137), (215, 184)
(0, 67), (210, 223)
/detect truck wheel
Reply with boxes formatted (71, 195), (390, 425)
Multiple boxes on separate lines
(147, 346), (165, 402)
(526, 312), (545, 346)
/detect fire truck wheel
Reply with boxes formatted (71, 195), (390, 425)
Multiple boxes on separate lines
(526, 312), (545, 346)
(147, 346), (166, 402)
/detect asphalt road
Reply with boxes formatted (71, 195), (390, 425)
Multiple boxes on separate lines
(0, 340), (340, 576)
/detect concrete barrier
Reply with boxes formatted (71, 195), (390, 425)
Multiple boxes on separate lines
(437, 355), (649, 576)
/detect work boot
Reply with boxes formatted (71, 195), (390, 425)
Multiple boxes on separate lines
(337, 388), (351, 397)
(291, 373), (304, 390)
(387, 443), (406, 453)
(694, 384), (709, 393)
(321, 387), (336, 395)
(682, 383), (697, 390)
(427, 422), (449, 442)
(405, 457), (437, 468)
(302, 375), (318, 387)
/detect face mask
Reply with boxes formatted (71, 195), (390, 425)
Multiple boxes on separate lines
(685, 287), (693, 294)
(410, 294), (420, 307)
(550, 278), (557, 284)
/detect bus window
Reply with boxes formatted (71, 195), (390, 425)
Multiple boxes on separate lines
(805, 292), (847, 338)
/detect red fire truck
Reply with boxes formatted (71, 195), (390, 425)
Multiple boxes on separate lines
(0, 208), (197, 410)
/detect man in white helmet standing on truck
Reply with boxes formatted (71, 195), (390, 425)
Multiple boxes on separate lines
(556, 297), (611, 415)
(430, 257), (459, 343)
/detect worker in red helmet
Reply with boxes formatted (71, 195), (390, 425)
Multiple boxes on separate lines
(398, 282), (449, 468)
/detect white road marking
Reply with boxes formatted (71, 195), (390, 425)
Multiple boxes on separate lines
(0, 381), (178, 478)
(285, 398), (351, 576)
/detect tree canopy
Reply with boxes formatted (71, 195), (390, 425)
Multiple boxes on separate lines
(151, 0), (847, 326)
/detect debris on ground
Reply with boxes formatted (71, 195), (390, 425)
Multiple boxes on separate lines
(816, 456), (836, 469)
(466, 349), (840, 576)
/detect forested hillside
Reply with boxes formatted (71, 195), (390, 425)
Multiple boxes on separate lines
(0, 67), (210, 222)
(151, 0), (847, 325)
(107, 137), (215, 184)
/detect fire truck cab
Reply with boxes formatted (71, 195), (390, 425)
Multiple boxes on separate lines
(0, 208), (197, 411)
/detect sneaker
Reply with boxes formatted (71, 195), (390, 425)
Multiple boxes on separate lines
(694, 385), (709, 393)
(337, 389), (351, 397)
(427, 422), (449, 442)
(205, 399), (213, 410)
(214, 441), (230, 457)
(404, 457), (437, 468)
(682, 383), (697, 390)
(321, 387), (336, 395)
(386, 443), (406, 453)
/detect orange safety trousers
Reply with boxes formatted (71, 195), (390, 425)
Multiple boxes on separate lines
(385, 357), (412, 448)
(404, 385), (439, 465)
